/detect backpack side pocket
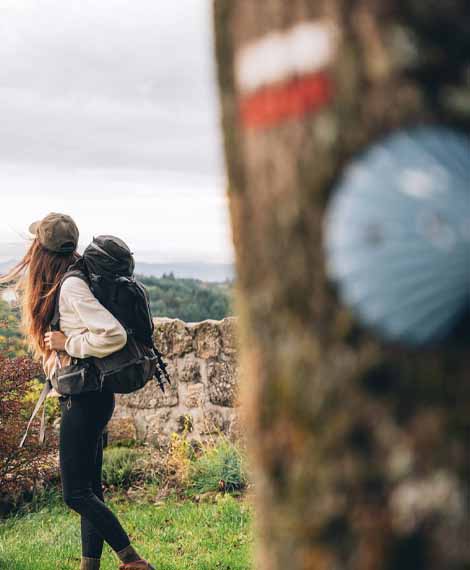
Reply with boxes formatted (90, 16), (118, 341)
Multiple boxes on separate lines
(52, 358), (101, 396)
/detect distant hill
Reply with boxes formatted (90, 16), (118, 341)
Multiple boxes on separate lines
(135, 262), (234, 282)
(0, 258), (234, 283)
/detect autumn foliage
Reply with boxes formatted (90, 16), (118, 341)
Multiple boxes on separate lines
(0, 319), (58, 499)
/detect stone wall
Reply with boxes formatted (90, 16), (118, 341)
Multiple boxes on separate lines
(107, 317), (240, 447)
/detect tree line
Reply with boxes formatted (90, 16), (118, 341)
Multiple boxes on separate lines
(139, 272), (234, 322)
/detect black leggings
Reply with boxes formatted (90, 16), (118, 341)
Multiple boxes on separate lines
(59, 389), (131, 558)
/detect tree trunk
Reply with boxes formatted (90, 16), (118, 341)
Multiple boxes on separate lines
(213, 1), (470, 569)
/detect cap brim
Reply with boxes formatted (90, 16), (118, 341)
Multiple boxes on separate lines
(28, 220), (40, 235)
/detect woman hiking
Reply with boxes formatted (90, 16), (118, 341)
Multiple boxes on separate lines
(0, 212), (155, 570)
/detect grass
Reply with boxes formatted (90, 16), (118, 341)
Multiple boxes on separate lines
(101, 447), (146, 489)
(0, 425), (252, 568)
(188, 438), (248, 496)
(0, 487), (253, 570)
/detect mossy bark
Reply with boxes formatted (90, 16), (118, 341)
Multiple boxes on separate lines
(213, 1), (470, 569)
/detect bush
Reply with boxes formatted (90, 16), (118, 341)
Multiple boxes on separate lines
(0, 329), (58, 500)
(102, 447), (145, 489)
(187, 438), (248, 496)
(10, 481), (63, 517)
(142, 423), (248, 498)
(163, 425), (196, 489)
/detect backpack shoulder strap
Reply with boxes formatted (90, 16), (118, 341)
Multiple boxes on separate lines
(50, 269), (89, 331)
(18, 380), (52, 448)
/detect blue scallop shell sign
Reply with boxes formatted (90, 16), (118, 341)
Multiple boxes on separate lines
(324, 126), (470, 346)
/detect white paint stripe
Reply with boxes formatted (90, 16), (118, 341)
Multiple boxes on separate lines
(236, 21), (336, 94)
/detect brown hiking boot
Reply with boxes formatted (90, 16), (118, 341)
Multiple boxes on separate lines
(116, 544), (155, 569)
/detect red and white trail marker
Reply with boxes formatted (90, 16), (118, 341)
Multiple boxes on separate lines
(235, 21), (337, 129)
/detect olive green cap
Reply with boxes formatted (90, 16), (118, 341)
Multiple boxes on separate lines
(28, 212), (79, 254)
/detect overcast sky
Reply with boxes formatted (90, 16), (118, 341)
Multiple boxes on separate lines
(0, 0), (233, 263)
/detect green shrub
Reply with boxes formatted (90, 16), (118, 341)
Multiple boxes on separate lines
(188, 438), (248, 496)
(102, 447), (144, 489)
(13, 482), (63, 517)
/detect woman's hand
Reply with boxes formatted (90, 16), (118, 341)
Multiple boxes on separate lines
(44, 331), (67, 351)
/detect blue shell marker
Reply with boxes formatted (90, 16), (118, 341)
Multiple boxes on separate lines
(324, 126), (470, 346)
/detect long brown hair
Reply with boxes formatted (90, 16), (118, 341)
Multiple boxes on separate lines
(0, 238), (80, 363)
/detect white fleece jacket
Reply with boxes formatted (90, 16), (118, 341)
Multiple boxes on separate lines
(42, 276), (128, 397)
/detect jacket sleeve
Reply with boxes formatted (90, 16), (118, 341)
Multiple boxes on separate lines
(60, 277), (128, 359)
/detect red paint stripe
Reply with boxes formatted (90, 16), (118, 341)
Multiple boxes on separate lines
(240, 71), (333, 129)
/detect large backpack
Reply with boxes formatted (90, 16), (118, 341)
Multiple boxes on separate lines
(19, 235), (171, 448)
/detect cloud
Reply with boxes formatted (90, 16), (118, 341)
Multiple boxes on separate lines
(0, 0), (233, 263)
(0, 0), (222, 174)
(1, 165), (232, 263)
